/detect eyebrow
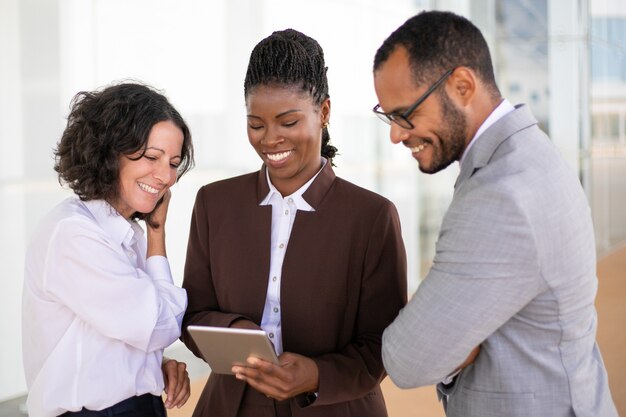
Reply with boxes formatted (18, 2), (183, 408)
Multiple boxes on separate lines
(146, 147), (182, 160)
(247, 109), (302, 119)
(386, 104), (412, 115)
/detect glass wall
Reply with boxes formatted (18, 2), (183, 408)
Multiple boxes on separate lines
(589, 0), (626, 255)
(415, 0), (589, 276)
(2, 0), (624, 405)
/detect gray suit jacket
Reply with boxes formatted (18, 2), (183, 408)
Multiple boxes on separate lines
(382, 104), (617, 417)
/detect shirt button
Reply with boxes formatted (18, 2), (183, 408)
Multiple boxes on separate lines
(284, 210), (289, 215)
(273, 307), (279, 313)
(272, 276), (277, 282)
(288, 198), (293, 203)
(269, 333), (274, 338)
(128, 251), (135, 257)
(279, 243), (284, 249)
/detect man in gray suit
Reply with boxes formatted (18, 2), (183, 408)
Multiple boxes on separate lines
(372, 10), (618, 417)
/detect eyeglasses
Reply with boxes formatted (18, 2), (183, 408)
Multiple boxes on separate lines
(373, 68), (454, 130)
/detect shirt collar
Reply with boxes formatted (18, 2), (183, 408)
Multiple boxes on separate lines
(82, 198), (143, 247)
(260, 158), (327, 211)
(460, 98), (515, 167)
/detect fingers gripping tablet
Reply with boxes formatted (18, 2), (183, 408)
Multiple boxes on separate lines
(187, 325), (279, 374)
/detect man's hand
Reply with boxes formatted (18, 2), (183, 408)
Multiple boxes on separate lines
(458, 345), (481, 370)
(162, 358), (191, 409)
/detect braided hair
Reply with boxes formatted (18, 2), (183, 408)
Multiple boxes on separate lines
(244, 29), (338, 163)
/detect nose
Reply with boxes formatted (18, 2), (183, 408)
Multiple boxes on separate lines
(261, 127), (285, 147)
(389, 122), (410, 144)
(153, 160), (173, 185)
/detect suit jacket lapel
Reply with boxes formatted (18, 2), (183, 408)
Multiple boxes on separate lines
(301, 161), (336, 209)
(455, 104), (538, 191)
(256, 165), (271, 204)
(240, 167), (272, 323)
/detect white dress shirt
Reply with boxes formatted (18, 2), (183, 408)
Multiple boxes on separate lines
(459, 98), (515, 168)
(22, 197), (187, 417)
(258, 159), (326, 355)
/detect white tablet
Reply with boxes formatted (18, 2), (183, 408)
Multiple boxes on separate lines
(186, 325), (280, 375)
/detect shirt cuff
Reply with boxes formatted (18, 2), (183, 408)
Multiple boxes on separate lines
(146, 255), (174, 283)
(441, 368), (462, 385)
(295, 392), (318, 408)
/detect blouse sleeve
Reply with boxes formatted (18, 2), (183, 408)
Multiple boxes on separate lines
(43, 217), (187, 353)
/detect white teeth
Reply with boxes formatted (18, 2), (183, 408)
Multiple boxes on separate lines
(410, 144), (426, 153)
(138, 182), (159, 194)
(266, 151), (292, 161)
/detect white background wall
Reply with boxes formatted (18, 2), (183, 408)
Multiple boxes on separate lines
(0, 0), (427, 401)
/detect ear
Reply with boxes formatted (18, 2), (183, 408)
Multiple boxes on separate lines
(447, 67), (476, 107)
(321, 98), (331, 124)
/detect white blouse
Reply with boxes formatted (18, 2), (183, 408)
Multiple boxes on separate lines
(22, 197), (187, 417)
(258, 159), (325, 355)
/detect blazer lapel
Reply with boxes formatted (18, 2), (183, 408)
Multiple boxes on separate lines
(301, 161), (336, 210)
(256, 165), (271, 204)
(240, 167), (272, 323)
(455, 104), (538, 191)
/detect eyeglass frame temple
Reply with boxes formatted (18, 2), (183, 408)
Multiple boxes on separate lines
(372, 68), (455, 128)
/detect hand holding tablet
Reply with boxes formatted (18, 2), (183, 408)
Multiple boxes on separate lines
(187, 325), (279, 375)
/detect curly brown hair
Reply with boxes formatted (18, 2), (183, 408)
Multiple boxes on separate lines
(54, 82), (194, 225)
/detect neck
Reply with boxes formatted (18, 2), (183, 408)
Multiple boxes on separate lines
(464, 93), (503, 147)
(268, 158), (324, 197)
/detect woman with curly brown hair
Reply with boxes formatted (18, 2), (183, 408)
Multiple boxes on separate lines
(22, 82), (194, 417)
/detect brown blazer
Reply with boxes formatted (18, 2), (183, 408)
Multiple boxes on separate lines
(181, 162), (407, 417)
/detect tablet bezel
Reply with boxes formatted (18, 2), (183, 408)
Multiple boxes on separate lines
(186, 325), (279, 375)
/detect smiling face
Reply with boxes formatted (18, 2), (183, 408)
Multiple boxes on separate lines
(246, 85), (329, 196)
(374, 46), (469, 174)
(112, 120), (183, 219)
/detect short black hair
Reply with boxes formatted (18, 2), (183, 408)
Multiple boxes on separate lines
(374, 10), (499, 95)
(244, 29), (338, 163)
(54, 82), (194, 222)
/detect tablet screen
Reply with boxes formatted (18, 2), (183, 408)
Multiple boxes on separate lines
(187, 325), (279, 374)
